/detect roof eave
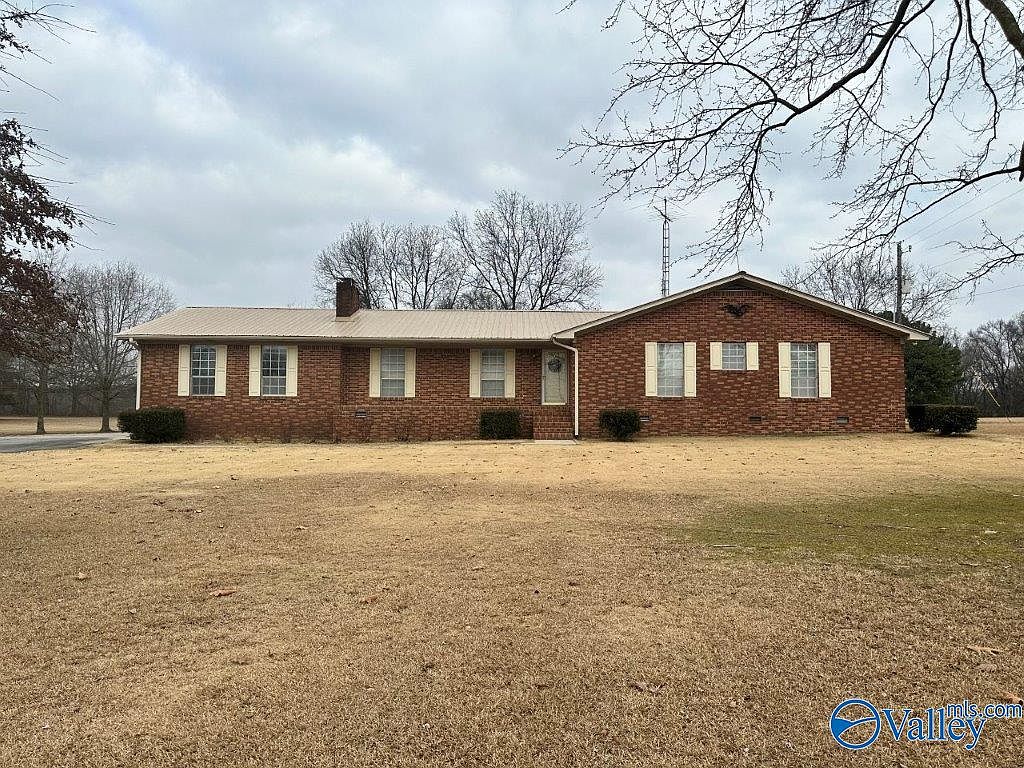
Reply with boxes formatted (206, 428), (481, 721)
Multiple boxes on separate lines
(120, 334), (559, 346)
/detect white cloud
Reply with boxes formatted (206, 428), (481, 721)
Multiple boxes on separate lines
(6, 1), (1021, 326)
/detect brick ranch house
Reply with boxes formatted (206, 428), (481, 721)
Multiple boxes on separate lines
(120, 272), (927, 441)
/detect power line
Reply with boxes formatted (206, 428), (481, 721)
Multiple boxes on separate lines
(901, 176), (1010, 242)
(913, 186), (1024, 255)
(970, 282), (1024, 296)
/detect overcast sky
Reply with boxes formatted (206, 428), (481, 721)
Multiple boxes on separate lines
(13, 1), (1023, 330)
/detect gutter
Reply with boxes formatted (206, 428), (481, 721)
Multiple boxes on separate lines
(550, 336), (579, 439)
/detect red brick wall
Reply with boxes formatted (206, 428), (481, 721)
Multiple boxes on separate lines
(575, 288), (906, 437)
(139, 344), (342, 441)
(138, 289), (906, 441)
(139, 344), (574, 441)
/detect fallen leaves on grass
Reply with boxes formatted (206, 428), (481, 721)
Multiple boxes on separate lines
(1002, 691), (1024, 705)
(966, 644), (1006, 655)
(208, 589), (237, 598)
(73, 571), (89, 581)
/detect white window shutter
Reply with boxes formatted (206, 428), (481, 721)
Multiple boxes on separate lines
(177, 345), (190, 396)
(710, 341), (723, 370)
(214, 345), (228, 396)
(644, 342), (658, 396)
(817, 342), (832, 398)
(248, 345), (262, 397)
(469, 349), (481, 398)
(504, 348), (516, 398)
(286, 345), (299, 397)
(404, 347), (416, 398)
(684, 341), (697, 397)
(746, 341), (759, 371)
(778, 342), (791, 398)
(369, 348), (381, 398)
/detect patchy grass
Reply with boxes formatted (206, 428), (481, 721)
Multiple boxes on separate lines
(1, 433), (1022, 767)
(677, 486), (1024, 572)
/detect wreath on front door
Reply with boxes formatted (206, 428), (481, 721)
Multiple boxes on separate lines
(547, 357), (564, 373)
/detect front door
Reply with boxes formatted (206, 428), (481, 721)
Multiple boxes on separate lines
(542, 349), (568, 405)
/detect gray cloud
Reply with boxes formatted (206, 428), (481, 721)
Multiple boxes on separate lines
(11, 1), (1022, 328)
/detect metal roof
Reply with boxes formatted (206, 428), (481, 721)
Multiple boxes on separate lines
(119, 272), (928, 344)
(118, 306), (612, 344)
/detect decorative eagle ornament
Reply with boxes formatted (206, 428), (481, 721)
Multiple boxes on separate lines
(722, 303), (751, 317)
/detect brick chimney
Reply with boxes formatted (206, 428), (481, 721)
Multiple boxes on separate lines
(335, 278), (361, 318)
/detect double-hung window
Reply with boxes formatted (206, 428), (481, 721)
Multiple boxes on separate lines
(790, 343), (819, 397)
(380, 348), (406, 397)
(721, 342), (746, 370)
(190, 345), (216, 396)
(261, 346), (287, 396)
(657, 342), (684, 397)
(480, 349), (506, 398)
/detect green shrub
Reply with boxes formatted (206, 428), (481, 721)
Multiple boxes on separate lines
(125, 407), (186, 443)
(907, 404), (978, 436)
(926, 404), (978, 436)
(598, 408), (642, 441)
(117, 410), (138, 435)
(906, 404), (930, 432)
(479, 409), (521, 439)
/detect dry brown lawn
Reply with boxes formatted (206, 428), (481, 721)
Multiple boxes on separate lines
(0, 416), (109, 435)
(1, 426), (1022, 766)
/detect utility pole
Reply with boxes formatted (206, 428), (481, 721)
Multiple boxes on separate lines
(895, 241), (903, 324)
(655, 198), (671, 297)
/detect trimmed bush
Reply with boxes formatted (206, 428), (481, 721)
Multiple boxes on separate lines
(479, 409), (521, 440)
(125, 407), (186, 443)
(906, 404), (930, 433)
(117, 409), (138, 435)
(927, 404), (978, 435)
(599, 408), (642, 441)
(906, 404), (978, 435)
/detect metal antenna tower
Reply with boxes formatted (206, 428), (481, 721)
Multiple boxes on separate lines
(655, 198), (672, 297)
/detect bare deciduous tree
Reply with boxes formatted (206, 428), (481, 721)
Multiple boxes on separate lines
(314, 192), (600, 310)
(570, 0), (1024, 288)
(313, 221), (383, 308)
(72, 261), (175, 431)
(314, 223), (464, 309)
(390, 224), (465, 309)
(782, 251), (951, 324)
(957, 312), (1024, 414)
(14, 249), (77, 433)
(447, 190), (601, 309)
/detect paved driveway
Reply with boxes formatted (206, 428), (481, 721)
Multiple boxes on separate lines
(0, 432), (129, 454)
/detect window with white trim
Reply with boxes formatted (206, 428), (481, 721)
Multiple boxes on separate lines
(261, 345), (287, 396)
(657, 343), (684, 397)
(790, 343), (819, 397)
(190, 345), (216, 395)
(722, 342), (746, 370)
(480, 349), (506, 398)
(380, 348), (406, 397)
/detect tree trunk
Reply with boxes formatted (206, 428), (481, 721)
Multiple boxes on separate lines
(100, 390), (111, 433)
(35, 364), (49, 435)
